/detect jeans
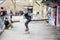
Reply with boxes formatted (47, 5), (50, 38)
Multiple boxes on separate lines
(25, 19), (31, 30)
(0, 17), (4, 30)
(0, 22), (4, 30)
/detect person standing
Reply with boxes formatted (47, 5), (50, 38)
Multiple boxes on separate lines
(0, 7), (6, 30)
(10, 10), (13, 23)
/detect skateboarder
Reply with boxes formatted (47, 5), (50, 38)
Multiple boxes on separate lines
(22, 10), (32, 32)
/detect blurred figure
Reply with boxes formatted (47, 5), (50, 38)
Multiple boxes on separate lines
(4, 17), (13, 29)
(23, 10), (32, 32)
(0, 7), (6, 30)
(0, 7), (7, 16)
(46, 9), (51, 23)
(0, 11), (4, 30)
(6, 10), (11, 22)
(25, 10), (32, 31)
(7, 10), (13, 23)
(10, 10), (13, 23)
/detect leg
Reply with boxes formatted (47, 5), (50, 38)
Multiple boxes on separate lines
(25, 20), (31, 31)
(0, 22), (4, 30)
(7, 23), (13, 29)
(0, 25), (2, 30)
(5, 25), (9, 29)
(9, 23), (13, 28)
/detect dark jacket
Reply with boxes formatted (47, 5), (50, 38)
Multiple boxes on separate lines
(4, 20), (9, 25)
(25, 13), (31, 20)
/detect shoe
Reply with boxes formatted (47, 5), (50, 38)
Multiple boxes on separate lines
(25, 28), (29, 31)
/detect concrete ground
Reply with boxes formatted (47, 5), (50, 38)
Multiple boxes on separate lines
(0, 21), (58, 40)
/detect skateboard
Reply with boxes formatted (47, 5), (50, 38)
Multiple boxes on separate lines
(24, 31), (30, 34)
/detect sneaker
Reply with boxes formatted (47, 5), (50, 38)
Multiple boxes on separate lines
(25, 28), (29, 31)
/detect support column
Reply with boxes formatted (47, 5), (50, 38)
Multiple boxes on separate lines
(11, 0), (16, 15)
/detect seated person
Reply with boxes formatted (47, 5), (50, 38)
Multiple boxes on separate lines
(4, 18), (13, 29)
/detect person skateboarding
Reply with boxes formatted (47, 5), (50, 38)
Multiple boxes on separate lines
(22, 10), (32, 33)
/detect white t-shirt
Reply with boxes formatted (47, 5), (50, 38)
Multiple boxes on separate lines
(28, 13), (32, 16)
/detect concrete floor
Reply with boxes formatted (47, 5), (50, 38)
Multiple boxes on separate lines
(0, 21), (58, 40)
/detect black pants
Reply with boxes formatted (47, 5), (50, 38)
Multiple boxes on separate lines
(25, 19), (31, 30)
